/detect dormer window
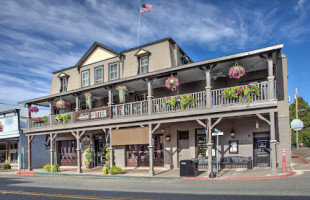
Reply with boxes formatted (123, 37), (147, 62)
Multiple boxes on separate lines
(140, 57), (149, 74)
(58, 72), (69, 92)
(135, 49), (151, 74)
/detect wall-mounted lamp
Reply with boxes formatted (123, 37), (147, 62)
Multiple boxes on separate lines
(165, 135), (171, 142)
(230, 130), (236, 138)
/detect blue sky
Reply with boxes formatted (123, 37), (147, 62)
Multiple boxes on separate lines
(0, 0), (309, 104)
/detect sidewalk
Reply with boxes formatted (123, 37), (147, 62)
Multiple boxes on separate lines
(8, 165), (295, 180)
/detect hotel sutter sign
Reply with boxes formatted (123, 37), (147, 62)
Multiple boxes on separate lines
(75, 107), (111, 122)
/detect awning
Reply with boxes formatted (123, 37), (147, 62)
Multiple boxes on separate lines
(0, 137), (19, 142)
(111, 127), (148, 146)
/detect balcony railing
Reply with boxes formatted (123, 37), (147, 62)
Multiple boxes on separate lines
(112, 100), (148, 118)
(28, 81), (276, 129)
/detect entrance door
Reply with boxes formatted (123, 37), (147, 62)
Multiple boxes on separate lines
(58, 140), (77, 166)
(94, 137), (106, 167)
(177, 131), (190, 167)
(153, 134), (164, 166)
(126, 144), (149, 167)
(253, 137), (270, 167)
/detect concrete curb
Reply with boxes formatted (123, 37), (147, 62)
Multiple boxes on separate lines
(184, 171), (296, 180)
(15, 171), (296, 180)
(292, 153), (309, 164)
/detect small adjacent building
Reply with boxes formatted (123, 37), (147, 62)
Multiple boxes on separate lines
(19, 37), (290, 176)
(0, 103), (49, 169)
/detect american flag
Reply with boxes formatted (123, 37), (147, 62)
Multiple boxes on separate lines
(140, 4), (152, 13)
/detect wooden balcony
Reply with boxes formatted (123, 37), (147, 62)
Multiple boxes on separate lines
(28, 81), (275, 130)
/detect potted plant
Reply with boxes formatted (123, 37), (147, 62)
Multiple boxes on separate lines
(84, 92), (92, 109)
(54, 113), (71, 126)
(164, 94), (194, 110)
(229, 63), (246, 79)
(220, 84), (260, 104)
(116, 86), (127, 104)
(83, 148), (92, 169)
(165, 76), (180, 91)
(28, 105), (39, 113)
(56, 99), (66, 109)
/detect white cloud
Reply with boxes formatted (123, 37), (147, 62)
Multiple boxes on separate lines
(0, 0), (309, 104)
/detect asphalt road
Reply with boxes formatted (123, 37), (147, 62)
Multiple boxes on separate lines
(0, 172), (310, 200)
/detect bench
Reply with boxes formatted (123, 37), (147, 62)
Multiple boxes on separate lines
(220, 156), (252, 170)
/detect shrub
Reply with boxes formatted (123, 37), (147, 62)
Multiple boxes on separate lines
(43, 164), (51, 172)
(1, 163), (11, 170)
(109, 165), (122, 175)
(84, 148), (92, 163)
(102, 164), (110, 175)
(52, 164), (59, 173)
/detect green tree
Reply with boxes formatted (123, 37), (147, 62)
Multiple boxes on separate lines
(289, 97), (310, 146)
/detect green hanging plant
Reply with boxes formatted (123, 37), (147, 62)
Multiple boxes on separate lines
(54, 113), (71, 125)
(220, 84), (260, 104)
(164, 94), (194, 110)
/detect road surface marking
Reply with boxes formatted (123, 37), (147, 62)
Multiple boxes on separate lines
(0, 190), (149, 200)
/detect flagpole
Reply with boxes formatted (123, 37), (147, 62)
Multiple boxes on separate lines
(137, 8), (142, 47)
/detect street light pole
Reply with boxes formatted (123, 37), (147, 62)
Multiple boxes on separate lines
(295, 88), (299, 149)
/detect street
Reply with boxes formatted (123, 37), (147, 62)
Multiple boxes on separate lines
(0, 172), (310, 200)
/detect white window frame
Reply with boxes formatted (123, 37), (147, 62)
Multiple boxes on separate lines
(62, 77), (68, 92)
(109, 63), (119, 81)
(95, 66), (104, 84)
(81, 70), (90, 87)
(140, 57), (149, 74)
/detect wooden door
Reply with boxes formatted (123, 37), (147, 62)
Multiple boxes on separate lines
(153, 135), (164, 166)
(126, 145), (137, 167)
(58, 140), (77, 166)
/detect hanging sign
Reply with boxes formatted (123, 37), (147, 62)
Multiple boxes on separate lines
(75, 107), (111, 122)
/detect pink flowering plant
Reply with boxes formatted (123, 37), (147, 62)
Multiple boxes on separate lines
(220, 84), (260, 104)
(165, 76), (180, 91)
(56, 99), (66, 109)
(28, 105), (39, 113)
(164, 94), (194, 110)
(229, 65), (245, 79)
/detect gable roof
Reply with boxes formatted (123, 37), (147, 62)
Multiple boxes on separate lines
(75, 42), (120, 71)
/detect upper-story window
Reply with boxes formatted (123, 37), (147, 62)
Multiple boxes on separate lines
(109, 62), (119, 80)
(95, 66), (104, 84)
(81, 70), (90, 87)
(61, 77), (68, 92)
(140, 57), (149, 74)
(58, 72), (69, 93)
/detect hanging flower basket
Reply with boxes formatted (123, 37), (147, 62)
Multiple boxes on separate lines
(165, 76), (180, 91)
(28, 105), (39, 113)
(116, 86), (127, 104)
(229, 63), (245, 79)
(84, 92), (92, 109)
(56, 99), (66, 109)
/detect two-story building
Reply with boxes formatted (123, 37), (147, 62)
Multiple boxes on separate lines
(19, 37), (290, 176)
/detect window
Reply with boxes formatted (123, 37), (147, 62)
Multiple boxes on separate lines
(61, 77), (68, 92)
(140, 57), (149, 74)
(109, 63), (119, 80)
(95, 66), (104, 84)
(81, 70), (90, 87)
(135, 94), (147, 101)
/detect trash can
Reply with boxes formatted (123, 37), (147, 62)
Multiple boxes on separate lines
(180, 160), (198, 177)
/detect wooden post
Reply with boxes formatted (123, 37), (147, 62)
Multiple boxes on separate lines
(148, 123), (154, 176)
(147, 80), (153, 115)
(205, 67), (212, 108)
(109, 128), (114, 166)
(76, 131), (82, 174)
(27, 135), (34, 171)
(270, 112), (277, 175)
(108, 89), (113, 106)
(295, 88), (299, 149)
(49, 101), (53, 126)
(206, 118), (213, 176)
(267, 54), (275, 100)
(50, 133), (53, 167)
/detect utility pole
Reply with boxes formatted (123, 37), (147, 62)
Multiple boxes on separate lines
(295, 88), (299, 149)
